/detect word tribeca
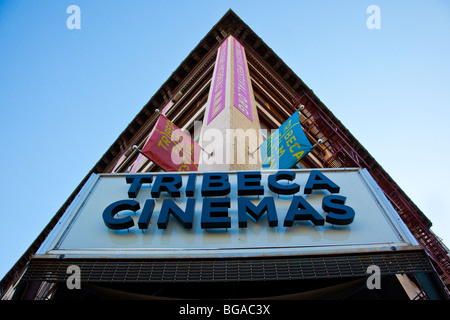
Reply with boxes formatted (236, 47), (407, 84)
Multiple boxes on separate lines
(102, 170), (355, 232)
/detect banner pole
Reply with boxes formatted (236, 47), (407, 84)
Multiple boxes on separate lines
(311, 138), (323, 149)
(132, 145), (149, 159)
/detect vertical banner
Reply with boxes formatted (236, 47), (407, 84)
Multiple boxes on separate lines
(260, 111), (313, 169)
(141, 115), (200, 172)
(111, 154), (126, 173)
(161, 100), (174, 115)
(233, 38), (253, 122)
(207, 38), (228, 124)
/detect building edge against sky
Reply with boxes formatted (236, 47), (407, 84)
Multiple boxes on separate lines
(1, 10), (449, 300)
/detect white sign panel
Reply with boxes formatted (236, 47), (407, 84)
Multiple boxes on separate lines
(38, 168), (419, 259)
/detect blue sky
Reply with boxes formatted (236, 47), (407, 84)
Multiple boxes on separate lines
(0, 0), (449, 281)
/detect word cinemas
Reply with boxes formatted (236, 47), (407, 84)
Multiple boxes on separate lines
(102, 170), (356, 232)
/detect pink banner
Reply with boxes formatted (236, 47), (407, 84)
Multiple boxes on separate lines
(233, 38), (253, 122)
(142, 115), (200, 172)
(207, 38), (228, 124)
(161, 100), (173, 115)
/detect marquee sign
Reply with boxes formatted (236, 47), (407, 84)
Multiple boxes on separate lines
(37, 169), (419, 259)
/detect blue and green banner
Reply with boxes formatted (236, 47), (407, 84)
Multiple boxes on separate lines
(260, 111), (313, 169)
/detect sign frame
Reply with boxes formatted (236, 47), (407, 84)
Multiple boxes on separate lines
(36, 168), (420, 260)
